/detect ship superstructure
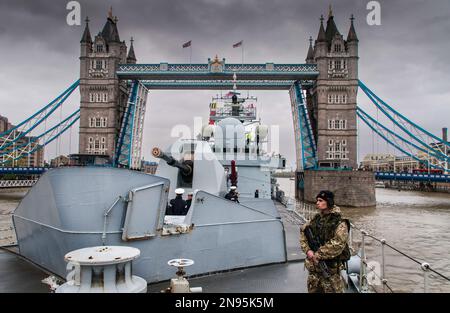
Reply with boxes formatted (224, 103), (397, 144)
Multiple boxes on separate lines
(200, 74), (286, 199)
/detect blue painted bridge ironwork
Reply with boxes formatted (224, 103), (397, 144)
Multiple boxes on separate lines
(0, 167), (49, 175)
(375, 172), (450, 183)
(138, 80), (313, 90)
(116, 63), (319, 89)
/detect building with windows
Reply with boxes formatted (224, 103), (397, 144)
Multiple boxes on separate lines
(0, 115), (12, 132)
(361, 154), (422, 173)
(141, 160), (158, 174)
(361, 128), (449, 173)
(0, 115), (44, 167)
(50, 155), (70, 167)
(360, 154), (395, 172)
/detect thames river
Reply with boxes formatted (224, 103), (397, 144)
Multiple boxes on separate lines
(1, 183), (450, 292)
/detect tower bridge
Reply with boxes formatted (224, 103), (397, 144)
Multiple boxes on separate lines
(78, 9), (360, 172)
(81, 8), (366, 206)
(1, 8), (449, 204)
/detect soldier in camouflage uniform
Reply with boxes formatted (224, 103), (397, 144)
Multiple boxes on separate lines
(300, 190), (350, 293)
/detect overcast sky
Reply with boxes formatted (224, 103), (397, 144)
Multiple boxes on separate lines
(0, 0), (449, 167)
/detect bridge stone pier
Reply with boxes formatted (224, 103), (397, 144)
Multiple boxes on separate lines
(299, 170), (375, 207)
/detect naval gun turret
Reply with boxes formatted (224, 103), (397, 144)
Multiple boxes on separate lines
(152, 147), (194, 184)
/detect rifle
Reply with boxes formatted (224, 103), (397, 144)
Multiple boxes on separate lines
(304, 226), (331, 279)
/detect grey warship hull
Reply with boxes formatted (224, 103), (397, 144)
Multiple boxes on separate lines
(13, 167), (287, 283)
(1, 196), (311, 293)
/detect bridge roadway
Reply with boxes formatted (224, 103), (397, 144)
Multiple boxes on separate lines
(138, 80), (312, 90)
(0, 167), (48, 175)
(2, 168), (448, 184)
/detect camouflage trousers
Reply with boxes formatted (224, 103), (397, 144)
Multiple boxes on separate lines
(307, 272), (346, 293)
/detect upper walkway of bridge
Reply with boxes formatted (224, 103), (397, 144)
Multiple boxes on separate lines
(115, 62), (318, 89)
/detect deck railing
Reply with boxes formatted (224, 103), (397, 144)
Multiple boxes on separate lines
(286, 198), (450, 293)
(0, 179), (37, 188)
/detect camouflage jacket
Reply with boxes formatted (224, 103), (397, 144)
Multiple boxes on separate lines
(299, 206), (349, 273)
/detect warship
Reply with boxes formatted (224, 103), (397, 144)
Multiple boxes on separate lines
(2, 82), (361, 293)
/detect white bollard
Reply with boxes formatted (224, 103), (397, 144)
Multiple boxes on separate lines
(56, 246), (147, 293)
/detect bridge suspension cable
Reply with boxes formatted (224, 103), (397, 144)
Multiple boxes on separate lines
(0, 109), (80, 165)
(0, 80), (80, 152)
(358, 81), (449, 160)
(357, 109), (446, 172)
(357, 107), (449, 165)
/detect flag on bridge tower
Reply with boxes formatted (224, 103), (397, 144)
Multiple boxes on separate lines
(233, 41), (244, 65)
(233, 40), (243, 48)
(182, 40), (192, 48)
(182, 40), (192, 64)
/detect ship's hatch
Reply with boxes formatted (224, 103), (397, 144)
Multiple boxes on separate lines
(122, 182), (167, 241)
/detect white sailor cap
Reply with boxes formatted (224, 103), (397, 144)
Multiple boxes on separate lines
(175, 188), (185, 194)
(230, 186), (237, 190)
(187, 192), (194, 196)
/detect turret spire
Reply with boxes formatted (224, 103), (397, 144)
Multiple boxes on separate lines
(101, 8), (121, 42)
(325, 6), (340, 43)
(108, 6), (113, 19)
(80, 16), (92, 43)
(127, 37), (137, 63)
(347, 14), (359, 42)
(306, 36), (315, 63)
(316, 15), (326, 42)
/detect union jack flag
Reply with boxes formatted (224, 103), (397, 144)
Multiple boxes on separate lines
(232, 40), (243, 48)
(182, 40), (192, 48)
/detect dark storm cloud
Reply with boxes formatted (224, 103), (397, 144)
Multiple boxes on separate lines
(0, 0), (449, 165)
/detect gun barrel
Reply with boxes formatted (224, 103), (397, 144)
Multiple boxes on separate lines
(305, 227), (320, 251)
(152, 147), (192, 176)
(152, 147), (173, 164)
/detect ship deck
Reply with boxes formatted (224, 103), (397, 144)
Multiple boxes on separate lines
(0, 202), (309, 293)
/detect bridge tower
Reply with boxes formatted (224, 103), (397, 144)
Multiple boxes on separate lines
(78, 9), (135, 161)
(308, 9), (359, 169)
(300, 9), (375, 207)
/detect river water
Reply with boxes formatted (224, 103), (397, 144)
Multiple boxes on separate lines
(277, 177), (450, 293)
(0, 189), (25, 246)
(1, 183), (450, 292)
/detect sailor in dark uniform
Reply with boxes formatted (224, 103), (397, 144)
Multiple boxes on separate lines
(185, 192), (194, 214)
(231, 94), (240, 116)
(225, 186), (240, 203)
(167, 188), (187, 215)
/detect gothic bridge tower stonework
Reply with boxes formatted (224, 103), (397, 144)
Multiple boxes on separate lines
(79, 10), (136, 160)
(301, 10), (375, 207)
